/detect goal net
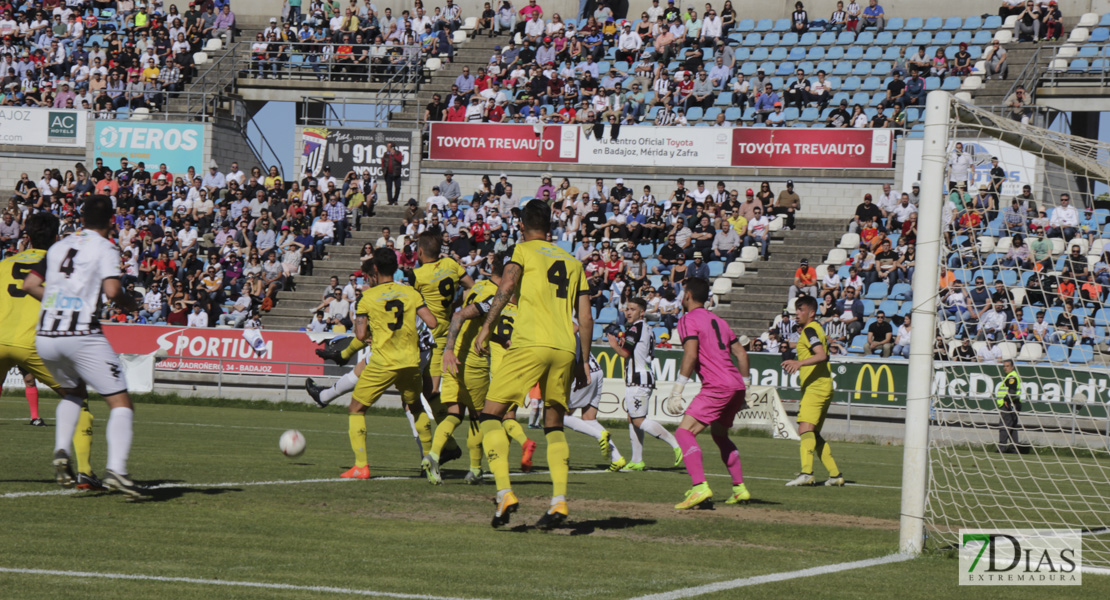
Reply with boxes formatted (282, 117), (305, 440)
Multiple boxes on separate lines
(905, 93), (1110, 568)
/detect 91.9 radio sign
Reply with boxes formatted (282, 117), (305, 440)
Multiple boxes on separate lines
(307, 128), (412, 181)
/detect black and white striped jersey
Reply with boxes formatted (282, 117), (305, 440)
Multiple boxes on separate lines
(621, 319), (655, 389)
(36, 230), (119, 338)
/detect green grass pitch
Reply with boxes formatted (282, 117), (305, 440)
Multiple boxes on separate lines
(0, 394), (1106, 599)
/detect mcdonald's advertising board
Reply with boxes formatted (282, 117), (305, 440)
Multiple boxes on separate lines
(591, 348), (1110, 414)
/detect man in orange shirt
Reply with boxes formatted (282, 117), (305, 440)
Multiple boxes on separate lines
(787, 258), (818, 303)
(939, 265), (957, 290)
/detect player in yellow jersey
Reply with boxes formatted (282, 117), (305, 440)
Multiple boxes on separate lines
(340, 247), (438, 479)
(0, 213), (101, 490)
(421, 273), (496, 485)
(409, 232), (473, 427)
(781, 295), (843, 487)
(473, 201), (593, 529)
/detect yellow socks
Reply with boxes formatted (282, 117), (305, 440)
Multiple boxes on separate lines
(502, 418), (529, 446)
(479, 416), (511, 491)
(414, 411), (434, 454)
(430, 414), (461, 459)
(349, 414), (368, 468)
(74, 405), (94, 475)
(800, 431), (816, 474)
(545, 427), (569, 498)
(340, 337), (367, 361)
(467, 420), (484, 471)
(815, 433), (840, 478)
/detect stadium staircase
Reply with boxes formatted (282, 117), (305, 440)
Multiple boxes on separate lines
(258, 204), (408, 331)
(714, 217), (843, 339)
(391, 32), (503, 123)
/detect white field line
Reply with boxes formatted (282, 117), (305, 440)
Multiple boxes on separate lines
(0, 417), (409, 438)
(627, 553), (914, 600)
(0, 567), (487, 600)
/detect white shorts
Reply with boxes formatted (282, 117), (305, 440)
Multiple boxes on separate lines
(568, 369), (603, 411)
(624, 386), (654, 420)
(35, 334), (128, 396)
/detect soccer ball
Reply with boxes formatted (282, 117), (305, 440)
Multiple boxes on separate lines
(279, 430), (306, 457)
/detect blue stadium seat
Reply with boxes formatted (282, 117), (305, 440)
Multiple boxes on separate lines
(770, 47), (788, 60)
(878, 300), (899, 316)
(750, 47), (770, 61)
(734, 47), (751, 61)
(826, 46), (845, 60)
(875, 31), (894, 46)
(925, 76), (942, 89)
(905, 17), (923, 30)
(972, 30), (992, 44)
(856, 31), (875, 46)
(890, 283), (912, 300)
(816, 60), (835, 73)
(807, 46), (826, 60)
(1069, 58), (1090, 73)
(724, 106), (742, 120)
(860, 76), (881, 91)
(759, 61), (776, 73)
(597, 307), (618, 324)
(781, 32), (799, 46)
(953, 30), (973, 44)
(798, 60), (815, 73)
(783, 107), (800, 120)
(833, 61), (852, 75)
(853, 62), (873, 76)
(556, 241), (573, 253)
(962, 15), (982, 30)
(1101, 13), (1110, 26)
(1091, 28), (1110, 43)
(894, 31), (913, 45)
(1045, 345), (1068, 363)
(773, 18), (791, 32)
(817, 31), (837, 45)
(592, 324), (604, 340)
(715, 92), (732, 105)
(776, 62), (794, 75)
(934, 31), (953, 45)
(882, 46), (901, 60)
(845, 46), (864, 60)
(863, 47), (882, 60)
(653, 326), (669, 339)
(769, 76), (785, 88)
(913, 31), (933, 45)
(1078, 45), (1099, 58)
(800, 32), (818, 45)
(755, 18), (773, 31)
(739, 62), (757, 75)
(686, 107), (704, 121)
(788, 47), (806, 60)
(848, 335), (868, 354)
(886, 17), (905, 30)
(800, 107), (818, 121)
(742, 107), (756, 120)
(868, 93), (885, 107)
(923, 17), (942, 31)
(943, 16), (962, 29)
(708, 262), (724, 277)
(744, 32), (761, 46)
(737, 18), (756, 32)
(873, 62), (892, 76)
(866, 282), (888, 299)
(850, 91), (870, 105)
(983, 15), (1002, 29)
(761, 32), (781, 46)
(703, 107), (721, 121)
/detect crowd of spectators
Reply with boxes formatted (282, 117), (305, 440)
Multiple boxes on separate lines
(0, 1), (243, 112)
(0, 157), (364, 329)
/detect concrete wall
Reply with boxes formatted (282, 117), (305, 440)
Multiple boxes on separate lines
(416, 167), (885, 220)
(234, 0), (1109, 24)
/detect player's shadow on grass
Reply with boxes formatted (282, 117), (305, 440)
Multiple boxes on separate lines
(565, 517), (656, 536)
(130, 480), (243, 503)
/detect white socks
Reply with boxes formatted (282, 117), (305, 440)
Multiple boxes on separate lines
(641, 419), (679, 450)
(629, 423), (646, 463)
(564, 415), (604, 440)
(321, 370), (359, 404)
(566, 415), (623, 461)
(106, 406), (134, 474)
(54, 397), (82, 455)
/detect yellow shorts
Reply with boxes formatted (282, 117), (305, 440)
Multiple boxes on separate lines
(352, 364), (422, 407)
(440, 361), (490, 413)
(0, 345), (59, 392)
(797, 387), (833, 429)
(487, 346), (574, 410)
(428, 339), (446, 378)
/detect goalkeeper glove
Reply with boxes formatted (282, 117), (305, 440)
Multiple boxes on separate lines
(665, 375), (690, 414)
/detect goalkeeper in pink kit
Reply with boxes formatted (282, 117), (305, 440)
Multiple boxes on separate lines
(665, 278), (752, 509)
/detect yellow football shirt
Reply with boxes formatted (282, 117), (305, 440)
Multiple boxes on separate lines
(489, 301), (517, 375)
(506, 240), (586, 353)
(454, 280), (496, 366)
(412, 257), (466, 339)
(0, 249), (46, 349)
(356, 282), (427, 370)
(797, 321), (833, 392)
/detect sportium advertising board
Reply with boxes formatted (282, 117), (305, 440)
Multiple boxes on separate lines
(427, 123), (893, 169)
(591, 348), (1110, 414)
(93, 121), (204, 173)
(299, 127), (413, 180)
(0, 107), (87, 147)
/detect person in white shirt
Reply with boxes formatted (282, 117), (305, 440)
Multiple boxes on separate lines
(700, 10), (722, 46)
(465, 96), (485, 121)
(820, 265), (842, 298)
(889, 194), (917, 231)
(425, 187), (448, 211)
(893, 314), (912, 358)
(524, 13), (545, 42)
(745, 206), (771, 259)
(307, 311), (328, 332)
(876, 183), (898, 216)
(201, 163), (226, 193)
(976, 340), (1001, 363)
(615, 24), (642, 64)
(177, 221), (198, 254)
(977, 302), (1007, 342)
(187, 304), (209, 328)
(219, 294), (253, 327)
(1047, 193), (1078, 239)
(946, 142), (975, 192)
(646, 0), (665, 22)
(316, 166), (338, 190)
(226, 162), (246, 187)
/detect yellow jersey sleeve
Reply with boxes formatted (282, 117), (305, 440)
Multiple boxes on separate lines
(454, 281), (496, 365)
(507, 241), (585, 353)
(359, 283), (424, 370)
(797, 322), (832, 389)
(0, 250), (46, 349)
(413, 258), (466, 339)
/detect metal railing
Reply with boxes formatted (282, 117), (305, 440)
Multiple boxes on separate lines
(236, 41), (423, 86)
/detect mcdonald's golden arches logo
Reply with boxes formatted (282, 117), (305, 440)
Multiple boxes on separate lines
(595, 351), (624, 380)
(854, 364), (896, 402)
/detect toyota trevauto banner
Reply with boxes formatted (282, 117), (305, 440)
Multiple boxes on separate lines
(93, 122), (204, 173)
